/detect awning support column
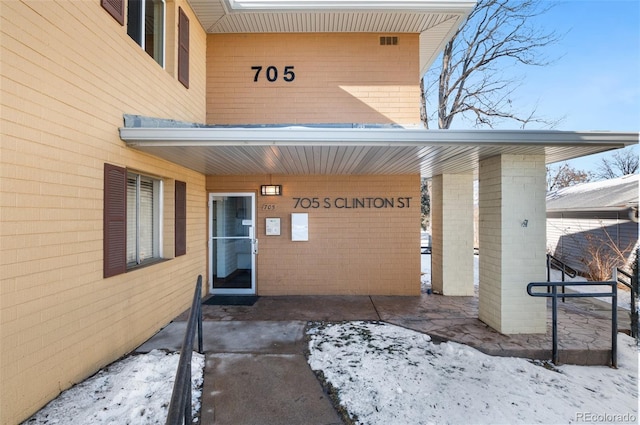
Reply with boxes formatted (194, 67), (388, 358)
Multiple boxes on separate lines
(431, 173), (475, 296)
(478, 154), (547, 334)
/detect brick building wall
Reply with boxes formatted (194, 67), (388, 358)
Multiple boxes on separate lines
(206, 33), (420, 125)
(207, 175), (421, 295)
(2, 2), (427, 423)
(0, 1), (208, 423)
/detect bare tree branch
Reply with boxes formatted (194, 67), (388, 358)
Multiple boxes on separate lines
(546, 163), (591, 192)
(423, 0), (563, 129)
(594, 147), (639, 179)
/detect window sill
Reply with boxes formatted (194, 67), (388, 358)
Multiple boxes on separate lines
(127, 258), (170, 272)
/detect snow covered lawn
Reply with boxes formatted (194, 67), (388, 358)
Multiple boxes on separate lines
(22, 350), (205, 425)
(20, 323), (638, 425)
(307, 321), (639, 425)
(20, 250), (637, 425)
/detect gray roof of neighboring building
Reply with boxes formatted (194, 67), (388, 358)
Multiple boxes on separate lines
(546, 174), (639, 212)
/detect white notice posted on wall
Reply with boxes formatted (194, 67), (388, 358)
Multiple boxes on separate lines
(291, 213), (308, 241)
(265, 218), (281, 236)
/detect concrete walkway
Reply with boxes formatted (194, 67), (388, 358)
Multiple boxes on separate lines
(135, 293), (631, 424)
(136, 320), (342, 425)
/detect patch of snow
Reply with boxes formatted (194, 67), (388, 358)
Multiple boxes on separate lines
(550, 268), (634, 311)
(307, 321), (639, 425)
(19, 255), (637, 425)
(547, 174), (640, 200)
(22, 350), (204, 425)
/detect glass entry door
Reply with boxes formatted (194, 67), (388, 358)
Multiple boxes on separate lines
(209, 193), (256, 295)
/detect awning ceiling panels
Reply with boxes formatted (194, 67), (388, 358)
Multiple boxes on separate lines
(120, 127), (638, 177)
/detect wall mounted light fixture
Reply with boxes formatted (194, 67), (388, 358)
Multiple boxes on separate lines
(260, 185), (282, 196)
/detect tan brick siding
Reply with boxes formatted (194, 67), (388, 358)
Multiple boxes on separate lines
(207, 175), (421, 296)
(431, 174), (474, 296)
(0, 1), (208, 423)
(206, 33), (420, 125)
(478, 155), (547, 334)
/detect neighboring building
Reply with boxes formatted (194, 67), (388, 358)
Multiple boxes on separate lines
(547, 174), (639, 277)
(0, 1), (637, 423)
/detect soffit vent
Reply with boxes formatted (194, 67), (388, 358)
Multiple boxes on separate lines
(380, 36), (398, 45)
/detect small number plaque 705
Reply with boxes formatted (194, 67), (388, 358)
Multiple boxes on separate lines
(252, 66), (295, 83)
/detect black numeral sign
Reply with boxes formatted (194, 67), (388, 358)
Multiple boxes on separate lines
(252, 66), (295, 83)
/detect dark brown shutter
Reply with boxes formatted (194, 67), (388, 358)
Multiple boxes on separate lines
(101, 0), (125, 26)
(104, 164), (127, 277)
(178, 7), (190, 88)
(175, 180), (187, 257)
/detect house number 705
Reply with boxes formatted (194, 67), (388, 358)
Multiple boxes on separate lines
(251, 66), (295, 82)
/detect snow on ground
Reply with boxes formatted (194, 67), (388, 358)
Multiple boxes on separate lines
(21, 350), (204, 425)
(21, 255), (636, 425)
(307, 321), (639, 425)
(548, 268), (634, 311)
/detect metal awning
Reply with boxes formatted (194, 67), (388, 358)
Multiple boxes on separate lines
(120, 123), (638, 177)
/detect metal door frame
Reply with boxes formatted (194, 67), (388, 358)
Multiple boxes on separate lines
(208, 192), (256, 295)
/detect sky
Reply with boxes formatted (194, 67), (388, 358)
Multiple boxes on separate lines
(526, 0), (640, 133)
(432, 0), (640, 173)
(524, 0), (640, 172)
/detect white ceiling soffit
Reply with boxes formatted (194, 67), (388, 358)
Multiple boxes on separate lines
(120, 127), (638, 177)
(187, 0), (475, 74)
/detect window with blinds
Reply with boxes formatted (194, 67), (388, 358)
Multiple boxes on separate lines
(127, 172), (162, 267)
(104, 164), (186, 277)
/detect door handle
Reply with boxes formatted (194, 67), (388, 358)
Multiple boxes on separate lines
(252, 239), (258, 255)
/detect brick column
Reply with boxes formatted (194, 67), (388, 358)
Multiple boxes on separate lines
(478, 155), (547, 334)
(431, 174), (474, 295)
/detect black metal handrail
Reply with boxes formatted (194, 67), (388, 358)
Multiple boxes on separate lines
(546, 254), (578, 302)
(547, 253), (578, 279)
(617, 268), (638, 338)
(528, 269), (618, 367)
(166, 275), (204, 425)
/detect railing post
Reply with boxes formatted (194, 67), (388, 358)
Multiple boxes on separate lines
(528, 279), (618, 367)
(561, 263), (566, 303)
(546, 254), (576, 302)
(197, 277), (203, 354)
(632, 248), (639, 339)
(546, 254), (551, 293)
(611, 268), (618, 368)
(551, 283), (559, 364)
